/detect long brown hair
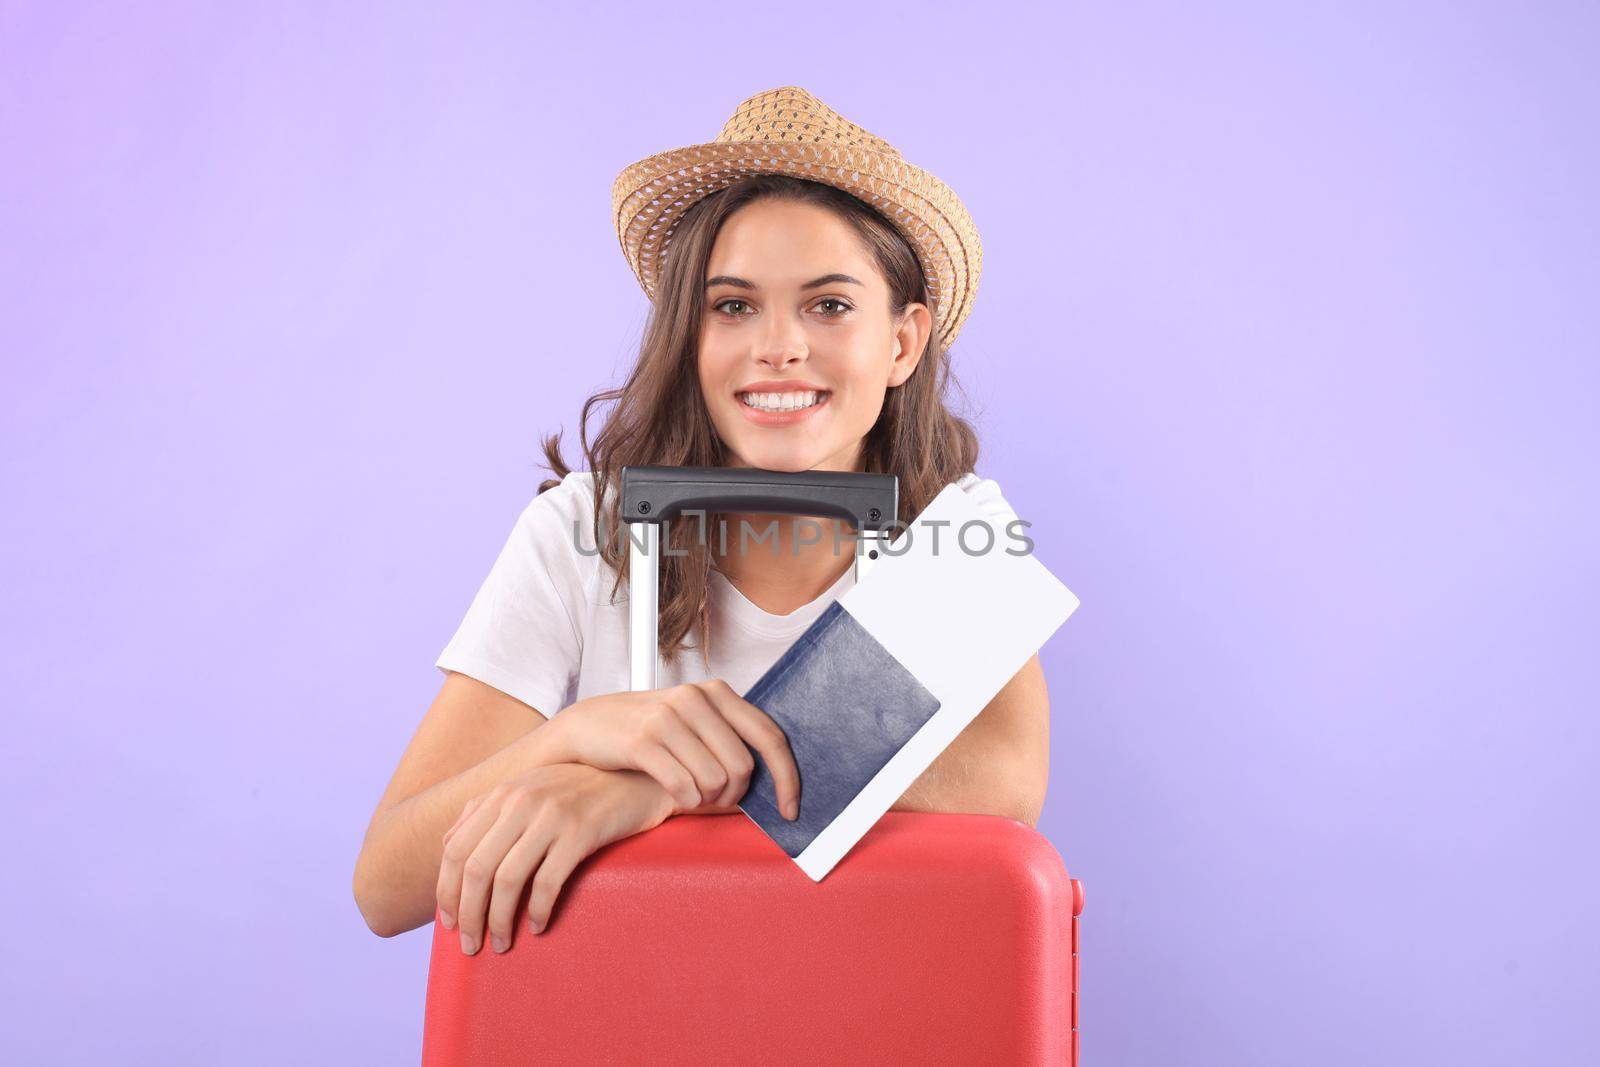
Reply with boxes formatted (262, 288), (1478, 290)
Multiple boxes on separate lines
(539, 173), (979, 665)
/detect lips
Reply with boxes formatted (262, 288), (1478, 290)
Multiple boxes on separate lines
(735, 388), (831, 426)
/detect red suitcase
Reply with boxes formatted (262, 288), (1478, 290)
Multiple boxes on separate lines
(423, 468), (1083, 1063)
(422, 811), (1083, 1065)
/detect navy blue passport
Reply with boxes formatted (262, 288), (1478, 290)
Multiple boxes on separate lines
(738, 600), (941, 858)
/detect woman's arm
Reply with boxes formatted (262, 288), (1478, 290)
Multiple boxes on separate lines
(889, 654), (1051, 827)
(353, 671), (573, 937)
(353, 673), (766, 937)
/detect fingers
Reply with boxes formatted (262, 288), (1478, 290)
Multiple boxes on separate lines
(628, 737), (704, 811)
(438, 763), (688, 955)
(673, 684), (759, 808)
(524, 834), (590, 934)
(441, 791), (530, 955)
(653, 687), (737, 806)
(437, 794), (499, 931)
(695, 679), (802, 820)
(485, 816), (557, 951)
(443, 794), (486, 850)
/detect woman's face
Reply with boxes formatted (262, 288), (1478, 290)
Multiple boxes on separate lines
(697, 199), (931, 473)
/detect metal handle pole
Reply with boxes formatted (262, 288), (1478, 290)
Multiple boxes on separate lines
(628, 521), (659, 692)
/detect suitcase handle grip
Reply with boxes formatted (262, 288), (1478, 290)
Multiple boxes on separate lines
(620, 465), (898, 531)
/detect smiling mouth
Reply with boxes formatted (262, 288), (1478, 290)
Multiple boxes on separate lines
(737, 389), (831, 413)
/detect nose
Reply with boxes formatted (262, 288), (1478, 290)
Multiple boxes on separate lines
(755, 310), (808, 371)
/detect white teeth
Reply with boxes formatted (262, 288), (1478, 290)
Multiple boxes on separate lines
(740, 390), (822, 412)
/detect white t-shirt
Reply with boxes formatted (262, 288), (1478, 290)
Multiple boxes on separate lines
(435, 470), (1020, 718)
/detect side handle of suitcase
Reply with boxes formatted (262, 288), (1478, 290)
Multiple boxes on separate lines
(619, 465), (899, 691)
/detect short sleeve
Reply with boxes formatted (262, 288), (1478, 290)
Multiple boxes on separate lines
(434, 479), (591, 715)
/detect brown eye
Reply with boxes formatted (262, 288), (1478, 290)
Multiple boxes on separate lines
(714, 298), (752, 315)
(816, 298), (854, 316)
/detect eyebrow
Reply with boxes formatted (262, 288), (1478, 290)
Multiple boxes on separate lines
(704, 273), (865, 291)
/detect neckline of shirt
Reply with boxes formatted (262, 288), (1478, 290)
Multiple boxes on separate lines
(710, 563), (857, 639)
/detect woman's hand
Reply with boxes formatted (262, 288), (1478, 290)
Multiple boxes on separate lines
(536, 679), (802, 821)
(437, 762), (676, 955)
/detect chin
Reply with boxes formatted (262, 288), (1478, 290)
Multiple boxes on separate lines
(720, 436), (829, 473)
(735, 448), (821, 473)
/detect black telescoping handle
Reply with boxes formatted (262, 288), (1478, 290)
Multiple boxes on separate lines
(620, 465), (898, 531)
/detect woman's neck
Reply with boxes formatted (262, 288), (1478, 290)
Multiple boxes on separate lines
(712, 514), (856, 615)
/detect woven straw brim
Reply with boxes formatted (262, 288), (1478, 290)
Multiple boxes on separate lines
(612, 142), (982, 351)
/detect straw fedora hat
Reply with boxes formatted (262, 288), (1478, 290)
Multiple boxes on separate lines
(611, 86), (983, 351)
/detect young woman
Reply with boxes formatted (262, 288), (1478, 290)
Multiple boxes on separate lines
(353, 87), (1052, 957)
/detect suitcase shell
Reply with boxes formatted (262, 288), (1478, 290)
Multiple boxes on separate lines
(422, 811), (1082, 1065)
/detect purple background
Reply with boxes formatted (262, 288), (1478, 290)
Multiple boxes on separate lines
(4, 3), (1596, 1063)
